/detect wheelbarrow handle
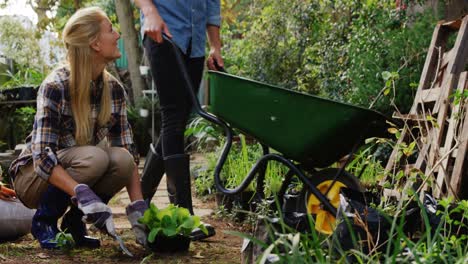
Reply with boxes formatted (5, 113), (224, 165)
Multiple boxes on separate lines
(160, 35), (339, 216)
(214, 59), (226, 73)
(161, 35), (243, 194)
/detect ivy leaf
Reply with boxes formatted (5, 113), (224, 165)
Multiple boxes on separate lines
(384, 87), (391, 96)
(382, 71), (392, 81)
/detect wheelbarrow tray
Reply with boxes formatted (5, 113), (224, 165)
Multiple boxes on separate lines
(208, 71), (389, 167)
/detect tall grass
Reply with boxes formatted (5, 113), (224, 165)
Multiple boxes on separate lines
(237, 194), (467, 263)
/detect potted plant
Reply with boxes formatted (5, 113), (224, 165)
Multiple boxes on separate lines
(139, 204), (208, 253)
(1, 68), (43, 101)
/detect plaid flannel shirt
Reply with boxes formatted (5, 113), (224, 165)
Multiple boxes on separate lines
(8, 66), (139, 182)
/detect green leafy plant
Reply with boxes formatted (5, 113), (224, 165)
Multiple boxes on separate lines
(53, 231), (75, 252)
(139, 204), (208, 242)
(1, 68), (45, 89)
(194, 152), (218, 196)
(185, 115), (223, 152)
(13, 106), (35, 144)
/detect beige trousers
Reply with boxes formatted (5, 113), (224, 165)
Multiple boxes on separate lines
(13, 146), (135, 209)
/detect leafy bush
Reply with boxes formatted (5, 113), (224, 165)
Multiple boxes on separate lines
(222, 0), (437, 115)
(0, 16), (44, 71)
(13, 106), (35, 144)
(1, 68), (45, 89)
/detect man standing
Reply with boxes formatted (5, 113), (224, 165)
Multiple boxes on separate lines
(135, 0), (223, 240)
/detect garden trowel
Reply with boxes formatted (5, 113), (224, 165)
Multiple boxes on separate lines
(103, 218), (134, 257)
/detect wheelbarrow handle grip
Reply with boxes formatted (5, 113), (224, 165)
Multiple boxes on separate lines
(214, 59), (226, 73)
(162, 34), (226, 73)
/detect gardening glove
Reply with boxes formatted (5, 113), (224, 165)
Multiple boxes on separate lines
(73, 184), (115, 234)
(126, 200), (148, 247)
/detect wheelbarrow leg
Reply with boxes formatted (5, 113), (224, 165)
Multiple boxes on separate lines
(255, 144), (270, 200)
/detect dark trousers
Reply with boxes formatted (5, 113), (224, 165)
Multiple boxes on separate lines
(143, 37), (204, 157)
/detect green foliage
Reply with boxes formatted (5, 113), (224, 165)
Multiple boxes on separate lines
(0, 16), (43, 71)
(13, 106), (36, 144)
(1, 68), (45, 89)
(345, 137), (393, 185)
(126, 96), (157, 155)
(222, 0), (322, 94)
(236, 195), (468, 263)
(194, 135), (286, 198)
(185, 115), (223, 152)
(222, 0), (437, 115)
(194, 152), (218, 196)
(139, 204), (207, 242)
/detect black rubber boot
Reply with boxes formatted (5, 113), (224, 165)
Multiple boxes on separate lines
(164, 154), (194, 214)
(140, 143), (165, 207)
(164, 154), (216, 240)
(31, 185), (70, 249)
(60, 206), (100, 248)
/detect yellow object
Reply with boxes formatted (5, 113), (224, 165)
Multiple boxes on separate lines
(306, 180), (346, 234)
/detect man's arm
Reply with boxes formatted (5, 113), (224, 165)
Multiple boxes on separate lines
(207, 25), (223, 70)
(134, 0), (172, 43)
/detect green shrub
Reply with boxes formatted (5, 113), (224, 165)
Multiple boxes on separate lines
(222, 0), (437, 115)
(13, 106), (35, 144)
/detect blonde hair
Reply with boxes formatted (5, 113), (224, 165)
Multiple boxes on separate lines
(62, 6), (111, 145)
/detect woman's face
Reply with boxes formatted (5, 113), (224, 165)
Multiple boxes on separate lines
(93, 18), (121, 62)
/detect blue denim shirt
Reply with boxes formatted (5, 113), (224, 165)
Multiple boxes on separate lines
(141, 0), (221, 58)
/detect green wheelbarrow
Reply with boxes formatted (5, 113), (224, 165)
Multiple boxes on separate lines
(167, 37), (391, 234)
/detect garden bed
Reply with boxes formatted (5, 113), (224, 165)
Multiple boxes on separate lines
(0, 211), (246, 264)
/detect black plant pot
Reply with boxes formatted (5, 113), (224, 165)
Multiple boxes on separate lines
(148, 235), (191, 253)
(18, 86), (37, 100)
(1, 89), (20, 101)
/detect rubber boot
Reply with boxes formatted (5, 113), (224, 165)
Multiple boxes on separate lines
(140, 143), (165, 207)
(60, 206), (100, 248)
(164, 154), (194, 214)
(31, 185), (70, 249)
(164, 154), (216, 240)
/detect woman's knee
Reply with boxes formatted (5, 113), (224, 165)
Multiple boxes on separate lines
(108, 147), (135, 181)
(61, 146), (110, 183)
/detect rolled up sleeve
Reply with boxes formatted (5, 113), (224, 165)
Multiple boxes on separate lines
(206, 0), (221, 26)
(31, 83), (62, 181)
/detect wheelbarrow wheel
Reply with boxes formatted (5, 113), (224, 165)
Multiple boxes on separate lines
(301, 168), (363, 235)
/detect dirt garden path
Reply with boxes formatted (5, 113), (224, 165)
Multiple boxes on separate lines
(0, 154), (245, 264)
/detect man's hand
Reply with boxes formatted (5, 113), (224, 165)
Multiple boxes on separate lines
(126, 200), (148, 247)
(73, 184), (115, 233)
(207, 48), (224, 71)
(144, 12), (172, 43)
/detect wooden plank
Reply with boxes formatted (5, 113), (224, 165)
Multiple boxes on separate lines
(448, 76), (468, 197)
(410, 22), (446, 113)
(424, 16), (468, 194)
(383, 16), (467, 199)
(443, 19), (462, 30)
(0, 100), (36, 105)
(441, 49), (454, 69)
(434, 72), (467, 197)
(420, 87), (442, 103)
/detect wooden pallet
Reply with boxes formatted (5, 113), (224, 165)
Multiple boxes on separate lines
(383, 15), (468, 200)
